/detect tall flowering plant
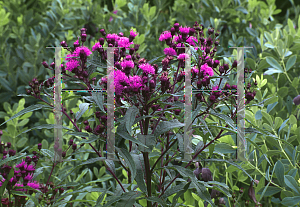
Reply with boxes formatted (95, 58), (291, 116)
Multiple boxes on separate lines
(1, 22), (258, 206)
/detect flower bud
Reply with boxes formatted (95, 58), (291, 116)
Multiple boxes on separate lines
(174, 23), (180, 31)
(248, 181), (257, 203)
(6, 142), (11, 148)
(38, 143), (42, 150)
(81, 33), (87, 42)
(62, 151), (66, 158)
(68, 139), (73, 146)
(42, 61), (49, 68)
(293, 95), (300, 106)
(223, 64), (229, 71)
(50, 62), (55, 69)
(99, 29), (106, 36)
(232, 60), (237, 68)
(208, 28), (214, 35)
(60, 41), (68, 48)
(95, 111), (101, 118)
(85, 125), (93, 132)
(9, 149), (16, 156)
(189, 28), (195, 36)
(32, 151), (37, 155)
(219, 197), (226, 205)
(72, 143), (77, 151)
(201, 168), (213, 182)
(81, 28), (87, 34)
(213, 60), (220, 68)
(83, 120), (89, 125)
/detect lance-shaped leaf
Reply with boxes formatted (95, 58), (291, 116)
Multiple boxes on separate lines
(75, 103), (90, 120)
(116, 147), (137, 180)
(92, 92), (106, 113)
(15, 124), (74, 138)
(266, 57), (283, 72)
(286, 55), (297, 71)
(154, 119), (185, 138)
(137, 133), (155, 152)
(114, 191), (142, 207)
(0, 104), (52, 127)
(132, 154), (147, 193)
(123, 105), (139, 134)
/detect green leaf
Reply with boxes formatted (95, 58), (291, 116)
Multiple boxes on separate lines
(288, 19), (296, 35)
(15, 124), (74, 138)
(137, 134), (156, 152)
(203, 158), (254, 181)
(0, 77), (13, 91)
(123, 105), (139, 134)
(95, 187), (111, 206)
(75, 103), (90, 120)
(281, 196), (300, 206)
(132, 154), (147, 193)
(171, 182), (191, 207)
(266, 57), (283, 72)
(285, 175), (300, 195)
(116, 147), (136, 180)
(116, 130), (149, 148)
(16, 137), (28, 148)
(154, 119), (185, 138)
(161, 182), (189, 199)
(286, 55), (297, 71)
(105, 160), (116, 176)
(0, 104), (52, 127)
(115, 191), (142, 207)
(143, 196), (167, 207)
(92, 92), (105, 113)
(274, 160), (285, 186)
(169, 166), (215, 206)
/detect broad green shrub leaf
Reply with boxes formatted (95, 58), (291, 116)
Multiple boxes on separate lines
(95, 187), (111, 206)
(281, 196), (300, 206)
(286, 55), (297, 71)
(171, 182), (191, 206)
(0, 104), (52, 127)
(266, 57), (283, 72)
(17, 137), (28, 148)
(284, 175), (300, 195)
(274, 160), (285, 186)
(264, 68), (283, 75)
(116, 147), (136, 180)
(116, 123), (149, 148)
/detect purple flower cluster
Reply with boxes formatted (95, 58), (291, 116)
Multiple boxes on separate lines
(0, 139), (65, 206)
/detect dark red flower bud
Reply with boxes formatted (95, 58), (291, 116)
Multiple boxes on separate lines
(42, 61), (49, 68)
(6, 142), (11, 148)
(223, 64), (229, 71)
(189, 28), (195, 36)
(32, 151), (37, 155)
(60, 41), (68, 48)
(72, 143), (77, 151)
(81, 28), (87, 34)
(83, 120), (89, 125)
(50, 62), (55, 69)
(174, 23), (180, 31)
(68, 139), (73, 146)
(248, 181), (257, 203)
(81, 33), (87, 42)
(25, 156), (31, 164)
(293, 95), (300, 105)
(99, 29), (106, 36)
(201, 168), (213, 182)
(9, 149), (16, 156)
(38, 143), (42, 150)
(62, 151), (66, 158)
(85, 125), (93, 132)
(208, 28), (214, 35)
(95, 111), (101, 118)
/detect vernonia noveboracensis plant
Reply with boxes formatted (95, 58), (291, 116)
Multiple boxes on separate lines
(1, 22), (260, 207)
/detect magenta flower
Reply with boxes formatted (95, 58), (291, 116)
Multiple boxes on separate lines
(186, 36), (198, 46)
(25, 164), (35, 172)
(73, 46), (92, 58)
(118, 37), (134, 49)
(172, 35), (182, 43)
(106, 33), (120, 42)
(192, 66), (199, 74)
(177, 53), (190, 60)
(164, 48), (177, 56)
(138, 63), (155, 75)
(92, 42), (102, 51)
(114, 70), (130, 96)
(179, 26), (190, 35)
(200, 63), (214, 76)
(65, 53), (79, 72)
(121, 60), (134, 69)
(129, 75), (143, 93)
(16, 160), (26, 169)
(159, 31), (172, 41)
(27, 182), (40, 189)
(130, 29), (138, 38)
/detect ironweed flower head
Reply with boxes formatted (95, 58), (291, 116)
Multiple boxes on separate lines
(139, 63), (155, 75)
